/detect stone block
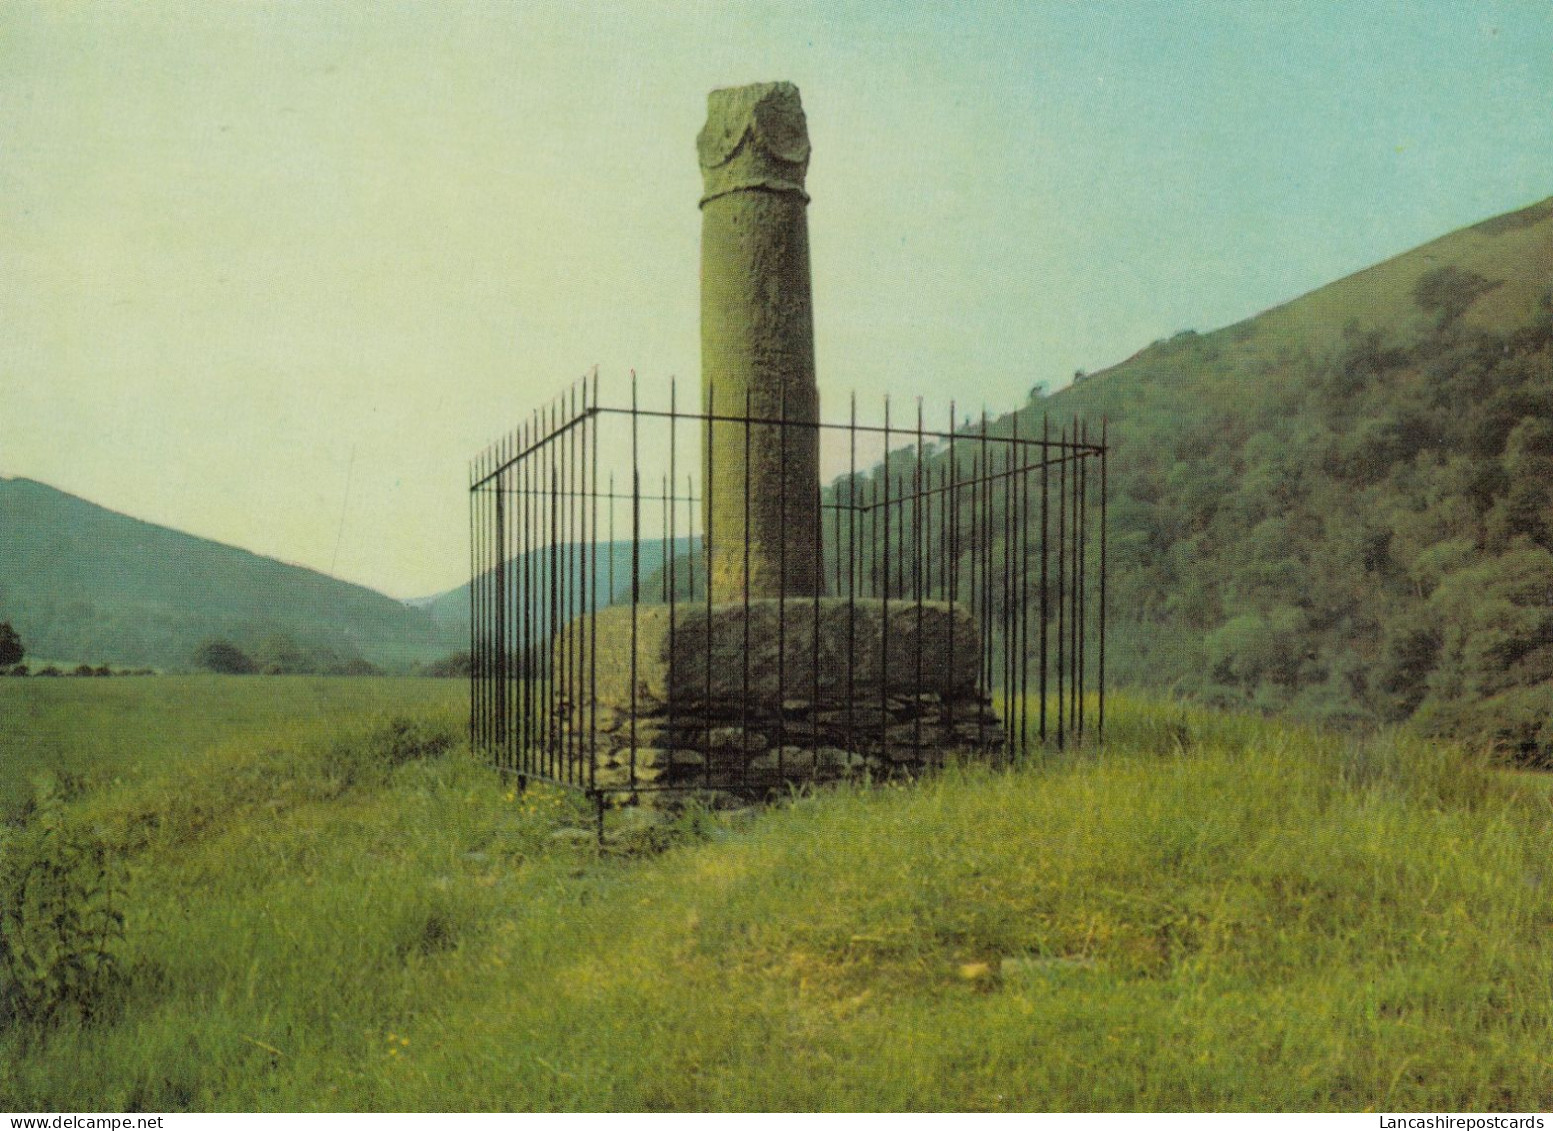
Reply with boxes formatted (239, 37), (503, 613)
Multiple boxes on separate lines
(815, 747), (864, 772)
(706, 726), (768, 752)
(558, 598), (981, 710)
(774, 746), (816, 773)
(545, 597), (1002, 795)
(885, 723), (928, 746)
(816, 706), (890, 730)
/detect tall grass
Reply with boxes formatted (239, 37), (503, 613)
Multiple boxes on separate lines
(2, 684), (1551, 1110)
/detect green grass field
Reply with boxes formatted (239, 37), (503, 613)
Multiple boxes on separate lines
(0, 676), (464, 820)
(2, 678), (1551, 1111)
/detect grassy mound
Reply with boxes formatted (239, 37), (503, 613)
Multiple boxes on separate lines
(3, 682), (1551, 1110)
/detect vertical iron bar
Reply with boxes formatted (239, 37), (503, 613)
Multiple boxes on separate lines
(1056, 423), (1066, 750)
(484, 448), (492, 756)
(1071, 417), (1081, 737)
(484, 449), (494, 756)
(967, 447), (979, 726)
(934, 459), (947, 765)
(558, 391), (569, 779)
(777, 382), (788, 777)
(1040, 415), (1049, 743)
(467, 462), (475, 751)
(914, 400), (925, 756)
(565, 388), (577, 776)
(474, 456), (483, 754)
(552, 399), (562, 777)
(535, 439), (546, 770)
(1019, 424), (1031, 754)
(534, 424), (544, 772)
(503, 435), (515, 767)
(473, 456), (482, 754)
(495, 445), (502, 758)
(881, 397), (891, 761)
(565, 386), (577, 776)
(520, 423), (530, 773)
(741, 385), (753, 786)
(945, 402), (958, 738)
(568, 386), (580, 780)
(980, 410), (993, 706)
(529, 412), (540, 771)
(531, 420), (540, 771)
(563, 385), (575, 782)
(494, 444), (502, 758)
(1006, 419), (1018, 755)
(494, 447), (502, 763)
(556, 398), (567, 780)
(518, 431), (524, 767)
(489, 450), (498, 758)
(578, 386), (591, 788)
(668, 379), (678, 786)
(1078, 421), (1088, 740)
(607, 466), (616, 777)
(506, 440), (516, 771)
(1010, 417), (1024, 754)
(846, 391), (858, 758)
(1099, 419), (1108, 743)
(630, 374), (640, 790)
(514, 430), (523, 772)
(1066, 422), (1074, 739)
(586, 375), (598, 789)
(811, 420), (821, 763)
(538, 409), (547, 769)
(515, 431), (528, 767)
(477, 452), (486, 756)
(705, 382), (715, 766)
(551, 410), (562, 777)
(575, 381), (587, 779)
(472, 453), (479, 756)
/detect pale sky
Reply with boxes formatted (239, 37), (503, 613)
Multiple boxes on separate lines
(4, 1), (1551, 598)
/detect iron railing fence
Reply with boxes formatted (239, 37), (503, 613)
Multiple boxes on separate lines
(469, 372), (1107, 809)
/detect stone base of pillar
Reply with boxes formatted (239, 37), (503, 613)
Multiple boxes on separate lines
(551, 599), (1006, 798)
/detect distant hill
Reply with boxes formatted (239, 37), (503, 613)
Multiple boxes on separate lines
(996, 194), (1553, 757)
(0, 477), (465, 670)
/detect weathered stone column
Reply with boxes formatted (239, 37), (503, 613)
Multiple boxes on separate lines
(698, 81), (822, 599)
(544, 83), (1005, 803)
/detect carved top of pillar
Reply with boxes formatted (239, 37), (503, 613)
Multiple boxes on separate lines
(697, 81), (810, 207)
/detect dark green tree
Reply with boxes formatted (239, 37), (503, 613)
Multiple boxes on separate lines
(419, 651), (471, 678)
(193, 639), (257, 675)
(0, 622), (23, 671)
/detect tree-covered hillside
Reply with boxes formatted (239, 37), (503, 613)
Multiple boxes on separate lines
(0, 477), (464, 670)
(1029, 196), (1553, 758)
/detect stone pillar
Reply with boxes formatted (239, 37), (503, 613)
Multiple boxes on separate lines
(698, 81), (822, 599)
